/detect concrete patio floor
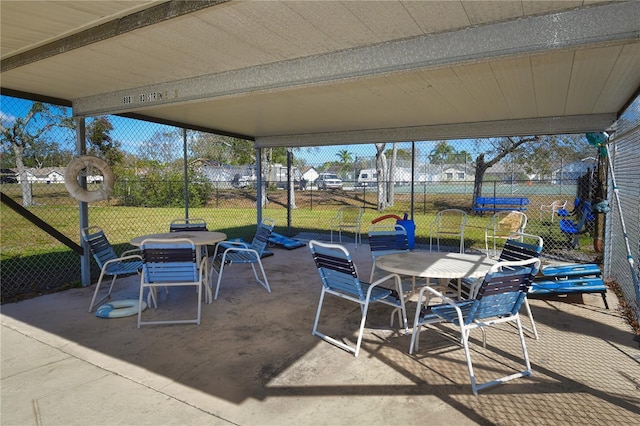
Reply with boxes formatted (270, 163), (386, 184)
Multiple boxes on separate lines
(2, 239), (640, 425)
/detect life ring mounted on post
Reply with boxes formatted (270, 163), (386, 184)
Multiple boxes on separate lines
(64, 155), (115, 203)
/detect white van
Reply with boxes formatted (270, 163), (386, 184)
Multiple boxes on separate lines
(358, 168), (412, 186)
(357, 169), (377, 187)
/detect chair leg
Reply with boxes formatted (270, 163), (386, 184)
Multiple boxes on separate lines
(461, 327), (480, 395)
(137, 278), (146, 329)
(521, 298), (539, 340)
(252, 260), (271, 293)
(214, 262), (226, 300)
(465, 317), (533, 395)
(88, 271), (114, 312)
(312, 289), (326, 338)
(601, 291), (609, 309)
(353, 301), (371, 357)
(196, 282), (202, 325)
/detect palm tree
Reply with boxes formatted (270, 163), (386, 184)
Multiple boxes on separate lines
(336, 149), (353, 175)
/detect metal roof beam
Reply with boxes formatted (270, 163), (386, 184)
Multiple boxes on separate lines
(73, 2), (640, 118)
(254, 114), (618, 148)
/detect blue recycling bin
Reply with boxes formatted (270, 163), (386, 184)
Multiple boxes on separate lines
(396, 219), (415, 249)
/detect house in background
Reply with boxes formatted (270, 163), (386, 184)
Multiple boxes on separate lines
(301, 166), (318, 184)
(14, 167), (104, 184)
(21, 168), (65, 184)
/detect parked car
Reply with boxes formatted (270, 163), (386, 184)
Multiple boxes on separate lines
(317, 173), (343, 190)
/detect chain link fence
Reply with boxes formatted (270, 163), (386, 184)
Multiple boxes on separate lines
(1, 94), (605, 302)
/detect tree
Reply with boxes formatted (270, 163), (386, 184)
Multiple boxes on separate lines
(86, 116), (122, 165)
(0, 102), (56, 206)
(473, 135), (584, 204)
(375, 143), (388, 211)
(428, 141), (457, 164)
(336, 149), (353, 174)
(137, 129), (181, 169)
(189, 132), (255, 165)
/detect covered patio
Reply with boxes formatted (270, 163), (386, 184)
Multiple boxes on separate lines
(2, 240), (639, 425)
(2, 1), (640, 423)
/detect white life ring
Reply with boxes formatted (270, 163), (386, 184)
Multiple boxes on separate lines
(95, 299), (147, 319)
(65, 155), (114, 203)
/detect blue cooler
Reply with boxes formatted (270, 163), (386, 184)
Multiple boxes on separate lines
(396, 215), (415, 249)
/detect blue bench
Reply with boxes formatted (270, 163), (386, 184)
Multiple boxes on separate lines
(530, 263), (608, 309)
(473, 196), (529, 213)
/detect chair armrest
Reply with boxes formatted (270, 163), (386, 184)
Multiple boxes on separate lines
(102, 254), (143, 268)
(220, 240), (250, 249)
(121, 248), (141, 257)
(416, 285), (466, 325)
(219, 246), (260, 262)
(366, 273), (403, 301)
(213, 240), (249, 257)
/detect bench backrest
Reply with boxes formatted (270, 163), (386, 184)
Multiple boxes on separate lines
(475, 197), (529, 206)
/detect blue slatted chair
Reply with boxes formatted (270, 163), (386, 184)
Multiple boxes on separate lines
(409, 257), (541, 395)
(82, 226), (143, 313)
(210, 218), (275, 300)
(309, 240), (408, 357)
(559, 201), (594, 248)
(367, 224), (410, 283)
(169, 218), (208, 232)
(449, 233), (543, 339)
(169, 218), (209, 259)
(138, 238), (206, 327)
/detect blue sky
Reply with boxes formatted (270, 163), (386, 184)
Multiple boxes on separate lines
(1, 95), (480, 167)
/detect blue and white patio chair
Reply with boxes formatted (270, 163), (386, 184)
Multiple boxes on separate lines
(309, 240), (408, 357)
(138, 238), (206, 327)
(449, 232), (543, 339)
(169, 218), (209, 259)
(210, 218), (275, 300)
(82, 226), (143, 313)
(410, 257), (541, 395)
(367, 223), (410, 283)
(559, 201), (594, 248)
(169, 218), (208, 232)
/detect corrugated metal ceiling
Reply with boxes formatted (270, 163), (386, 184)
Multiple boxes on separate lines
(1, 0), (639, 146)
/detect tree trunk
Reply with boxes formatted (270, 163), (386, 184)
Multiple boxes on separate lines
(287, 149), (297, 210)
(13, 144), (33, 207)
(387, 143), (397, 207)
(472, 153), (489, 208)
(375, 143), (387, 211)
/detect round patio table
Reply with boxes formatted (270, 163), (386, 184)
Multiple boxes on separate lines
(375, 251), (496, 297)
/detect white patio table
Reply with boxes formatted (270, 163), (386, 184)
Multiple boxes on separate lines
(374, 251), (496, 298)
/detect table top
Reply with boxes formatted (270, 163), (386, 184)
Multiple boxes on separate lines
(375, 251), (496, 279)
(130, 231), (227, 247)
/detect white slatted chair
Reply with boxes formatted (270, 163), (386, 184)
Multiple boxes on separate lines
(410, 257), (541, 395)
(429, 209), (467, 253)
(309, 240), (408, 357)
(82, 226), (143, 313)
(138, 238), (206, 327)
(210, 218), (275, 300)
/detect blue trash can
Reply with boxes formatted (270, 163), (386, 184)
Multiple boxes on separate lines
(396, 217), (415, 249)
